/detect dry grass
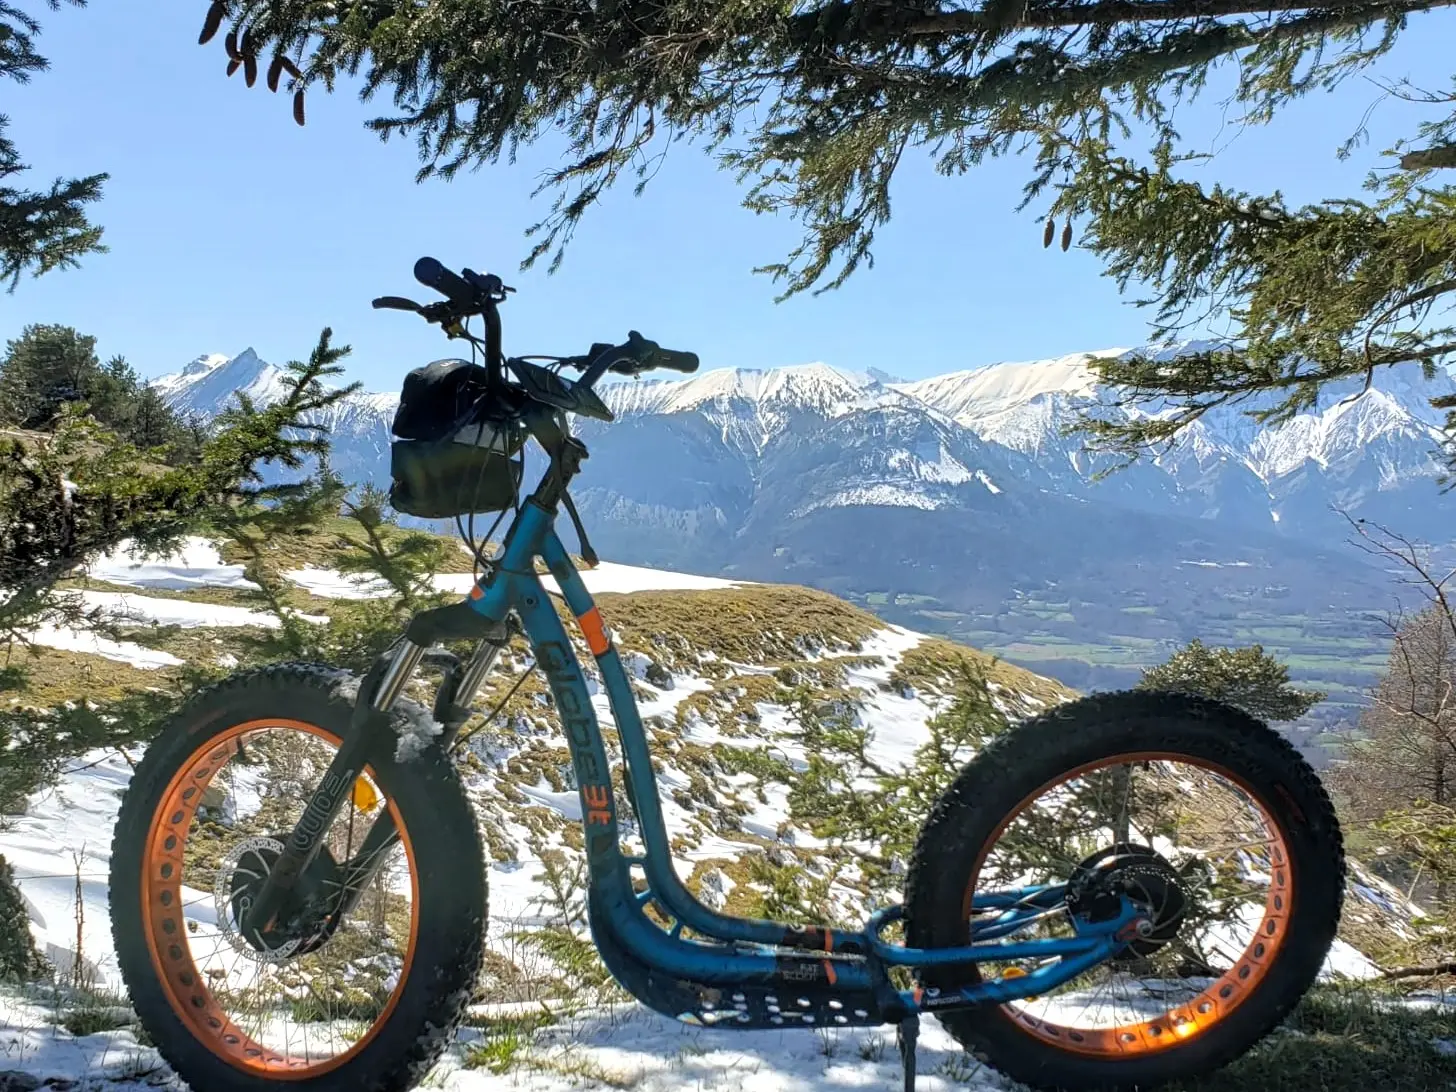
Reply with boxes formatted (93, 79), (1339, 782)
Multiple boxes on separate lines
(891, 636), (1074, 709)
(596, 584), (881, 677)
(0, 645), (164, 707)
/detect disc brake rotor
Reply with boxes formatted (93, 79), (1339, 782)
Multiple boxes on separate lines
(212, 835), (343, 964)
(1066, 843), (1189, 959)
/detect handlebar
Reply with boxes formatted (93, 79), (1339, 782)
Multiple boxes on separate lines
(374, 257), (699, 387)
(575, 332), (698, 383)
(413, 257), (478, 309)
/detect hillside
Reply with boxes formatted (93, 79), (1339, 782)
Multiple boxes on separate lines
(151, 347), (1456, 738)
(0, 532), (1437, 1091)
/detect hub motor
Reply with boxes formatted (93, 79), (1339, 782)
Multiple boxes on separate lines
(1066, 843), (1190, 960)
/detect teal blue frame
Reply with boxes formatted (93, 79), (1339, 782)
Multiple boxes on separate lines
(461, 499), (1148, 1026)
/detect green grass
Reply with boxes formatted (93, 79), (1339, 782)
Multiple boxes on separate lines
(49, 987), (136, 1038)
(1165, 987), (1456, 1092)
(460, 1010), (557, 1073)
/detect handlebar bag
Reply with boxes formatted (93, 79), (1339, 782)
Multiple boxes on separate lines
(389, 358), (526, 519)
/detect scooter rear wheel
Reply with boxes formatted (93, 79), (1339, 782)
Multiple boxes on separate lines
(904, 690), (1344, 1091)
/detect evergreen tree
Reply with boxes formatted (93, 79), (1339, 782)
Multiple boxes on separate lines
(779, 665), (1010, 906)
(201, 0), (1456, 466)
(0, 325), (200, 459)
(0, 854), (43, 980)
(221, 478), (457, 674)
(1, 1), (106, 289)
(0, 327), (358, 648)
(1138, 639), (1325, 723)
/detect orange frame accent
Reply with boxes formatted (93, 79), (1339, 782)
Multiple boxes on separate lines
(576, 606), (610, 656)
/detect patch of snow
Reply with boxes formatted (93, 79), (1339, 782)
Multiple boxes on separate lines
(1, 750), (132, 989)
(393, 698), (445, 763)
(0, 988), (161, 1087)
(541, 561), (741, 596)
(793, 485), (946, 517)
(67, 590), (325, 629)
(285, 566), (392, 600)
(26, 625), (183, 670)
(287, 560), (739, 601)
(1320, 938), (1383, 982)
(85, 537), (258, 592)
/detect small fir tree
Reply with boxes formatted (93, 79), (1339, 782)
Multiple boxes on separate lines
(1137, 639), (1325, 723)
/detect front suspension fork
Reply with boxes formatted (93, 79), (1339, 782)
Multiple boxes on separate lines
(240, 633), (503, 937)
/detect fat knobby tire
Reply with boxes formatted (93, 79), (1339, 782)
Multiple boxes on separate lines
(109, 663), (488, 1092)
(904, 690), (1345, 1092)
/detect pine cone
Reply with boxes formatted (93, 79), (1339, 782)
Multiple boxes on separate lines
(198, 2), (225, 46)
(1042, 218), (1055, 249)
(244, 53), (258, 87)
(1060, 222), (1073, 252)
(267, 54), (285, 93)
(293, 89), (306, 126)
(226, 57), (241, 77)
(224, 30), (241, 62)
(280, 57), (303, 81)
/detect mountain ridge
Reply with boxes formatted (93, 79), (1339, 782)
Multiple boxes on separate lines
(152, 345), (1456, 717)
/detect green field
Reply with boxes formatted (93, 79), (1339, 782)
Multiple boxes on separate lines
(846, 587), (1392, 738)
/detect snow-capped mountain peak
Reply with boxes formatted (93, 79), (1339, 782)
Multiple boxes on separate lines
(152, 347), (294, 416)
(605, 362), (886, 415)
(154, 342), (1456, 546)
(893, 348), (1129, 424)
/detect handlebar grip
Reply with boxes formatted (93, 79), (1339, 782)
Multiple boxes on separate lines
(372, 295), (423, 312)
(654, 347), (699, 374)
(413, 257), (477, 307)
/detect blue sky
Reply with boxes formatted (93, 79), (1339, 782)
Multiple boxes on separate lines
(3, 3), (1453, 391)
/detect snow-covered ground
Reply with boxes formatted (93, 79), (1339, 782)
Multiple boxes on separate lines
(0, 985), (998, 1092)
(85, 538), (259, 592)
(25, 624), (183, 670)
(0, 536), (1418, 1088)
(284, 559), (741, 601)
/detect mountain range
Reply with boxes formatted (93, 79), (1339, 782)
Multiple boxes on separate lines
(153, 345), (1456, 724)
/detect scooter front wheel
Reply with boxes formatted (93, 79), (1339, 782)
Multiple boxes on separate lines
(109, 663), (487, 1092)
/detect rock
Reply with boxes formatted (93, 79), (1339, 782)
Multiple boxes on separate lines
(644, 660), (674, 690)
(199, 784), (227, 809)
(43, 1080), (77, 1091)
(0, 1071), (42, 1092)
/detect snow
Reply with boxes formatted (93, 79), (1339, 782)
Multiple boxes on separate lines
(0, 990), (160, 1088)
(894, 349), (1126, 425)
(793, 485), (947, 517)
(25, 625), (183, 669)
(284, 566), (393, 600)
(67, 590), (326, 630)
(543, 561), (740, 596)
(84, 537), (258, 592)
(1321, 938), (1383, 982)
(285, 560), (740, 600)
(1, 751), (132, 988)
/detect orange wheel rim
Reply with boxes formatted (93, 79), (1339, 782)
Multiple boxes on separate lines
(139, 720), (420, 1077)
(962, 752), (1293, 1057)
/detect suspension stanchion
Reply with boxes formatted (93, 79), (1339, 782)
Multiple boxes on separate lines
(372, 640), (426, 712)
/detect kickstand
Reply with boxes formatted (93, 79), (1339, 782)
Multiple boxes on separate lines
(896, 1013), (919, 1092)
